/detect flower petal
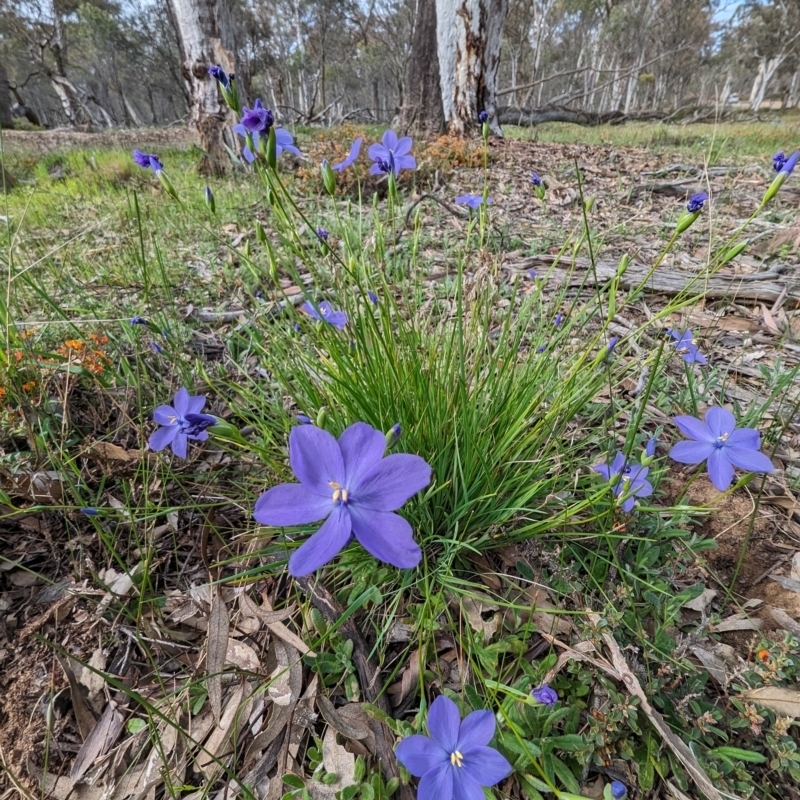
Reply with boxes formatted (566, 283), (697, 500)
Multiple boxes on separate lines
(592, 463), (612, 480)
(727, 427), (761, 449)
(620, 496), (636, 513)
(673, 415), (715, 443)
(353, 453), (431, 510)
(452, 769), (485, 800)
(289, 425), (344, 494)
(368, 143), (388, 161)
(394, 136), (413, 156)
(427, 696), (461, 752)
(457, 710), (495, 751)
(171, 432), (188, 459)
(705, 407), (736, 439)
(173, 388), (190, 416)
(382, 129), (399, 151)
(396, 155), (416, 172)
(153, 405), (177, 426)
(186, 395), (206, 414)
(369, 163), (383, 176)
(611, 452), (627, 473)
(288, 504), (352, 576)
(634, 478), (653, 497)
(254, 484), (332, 526)
(669, 440), (715, 464)
(242, 145), (256, 163)
(418, 761), (453, 800)
(707, 448), (734, 491)
(349, 507), (421, 568)
(724, 447), (774, 474)
(149, 425), (178, 452)
(339, 422), (386, 488)
(461, 746), (513, 787)
(395, 735), (448, 777)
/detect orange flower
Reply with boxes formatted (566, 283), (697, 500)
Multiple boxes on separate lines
(756, 649), (770, 663)
(63, 339), (85, 351)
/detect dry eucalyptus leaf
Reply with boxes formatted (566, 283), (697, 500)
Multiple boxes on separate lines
(740, 686), (800, 717)
(684, 588), (716, 612)
(308, 727), (357, 800)
(460, 595), (500, 643)
(226, 639), (261, 672)
(207, 589), (230, 724)
(70, 700), (125, 784)
(88, 442), (135, 462)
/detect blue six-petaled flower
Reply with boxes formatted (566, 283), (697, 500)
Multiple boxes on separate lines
(253, 421), (431, 575)
(592, 452), (654, 513)
(668, 328), (707, 364)
(301, 300), (348, 330)
(455, 194), (492, 209)
(149, 388), (216, 459)
(394, 695), (512, 800)
(133, 149), (163, 172)
(369, 130), (416, 177)
(686, 192), (708, 213)
(332, 137), (363, 172)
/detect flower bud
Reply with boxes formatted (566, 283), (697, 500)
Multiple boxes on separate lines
(156, 170), (179, 200)
(321, 158), (336, 195)
(386, 423), (401, 447)
(315, 407), (327, 428)
(720, 240), (747, 265)
(204, 185), (216, 213)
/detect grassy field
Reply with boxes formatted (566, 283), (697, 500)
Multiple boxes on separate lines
(1, 120), (800, 800)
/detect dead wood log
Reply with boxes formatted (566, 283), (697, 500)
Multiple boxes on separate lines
(512, 254), (800, 307)
(496, 105), (663, 127)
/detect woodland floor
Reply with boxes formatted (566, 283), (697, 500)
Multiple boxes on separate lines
(2, 118), (800, 800)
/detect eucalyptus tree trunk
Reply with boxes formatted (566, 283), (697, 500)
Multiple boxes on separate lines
(0, 63), (13, 129)
(169, 0), (237, 175)
(435, 0), (509, 135)
(399, 0), (445, 134)
(749, 56), (784, 112)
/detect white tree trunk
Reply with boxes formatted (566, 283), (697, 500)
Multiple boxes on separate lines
(750, 55), (784, 112)
(436, 0), (509, 135)
(169, 0), (237, 174)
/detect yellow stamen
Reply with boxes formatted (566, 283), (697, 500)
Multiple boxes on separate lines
(450, 751), (464, 767)
(341, 489), (349, 503)
(332, 488), (341, 503)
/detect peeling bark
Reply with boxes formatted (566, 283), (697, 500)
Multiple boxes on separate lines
(0, 63), (13, 129)
(436, 0), (509, 136)
(169, 0), (237, 175)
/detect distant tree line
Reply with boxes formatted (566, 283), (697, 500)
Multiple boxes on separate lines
(1, 0), (799, 135)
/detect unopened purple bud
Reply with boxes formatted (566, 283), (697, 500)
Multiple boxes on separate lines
(686, 192), (708, 213)
(130, 316), (149, 326)
(316, 227), (329, 241)
(780, 150), (799, 177)
(606, 336), (619, 355)
(645, 438), (657, 458)
(610, 781), (627, 799)
(204, 185), (216, 213)
(531, 171), (542, 187)
(208, 65), (230, 89)
(553, 313), (565, 327)
(149, 341), (164, 354)
(478, 110), (489, 123)
(536, 344), (547, 353)
(368, 290), (379, 304)
(386, 423), (401, 446)
(531, 685), (558, 707)
(773, 152), (786, 172)
(527, 269), (537, 280)
(80, 507), (99, 516)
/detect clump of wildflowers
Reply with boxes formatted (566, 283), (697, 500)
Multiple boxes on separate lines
(669, 406), (773, 491)
(149, 388), (216, 459)
(369, 130), (416, 177)
(394, 695), (512, 800)
(253, 422), (431, 576)
(592, 452), (653, 512)
(301, 300), (347, 330)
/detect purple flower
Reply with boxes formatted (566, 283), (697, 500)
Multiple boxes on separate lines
(302, 300), (348, 330)
(478, 110), (489, 123)
(686, 192), (708, 213)
(208, 65), (230, 89)
(610, 781), (627, 799)
(536, 343), (547, 353)
(233, 125), (301, 163)
(553, 313), (565, 327)
(253, 422), (431, 575)
(605, 336), (619, 356)
(149, 341), (164, 354)
(592, 452), (653, 513)
(530, 172), (542, 187)
(296, 414), (312, 425)
(369, 130), (416, 177)
(773, 152), (786, 172)
(645, 437), (657, 458)
(149, 388), (215, 459)
(527, 269), (537, 280)
(130, 316), (150, 326)
(668, 328), (707, 364)
(368, 290), (379, 304)
(394, 695), (512, 800)
(316, 227), (329, 241)
(669, 407), (774, 491)
(455, 194), (492, 209)
(531, 685), (558, 707)
(133, 149), (162, 172)
(779, 150), (799, 177)
(239, 98), (274, 135)
(80, 507), (99, 516)
(333, 137), (363, 172)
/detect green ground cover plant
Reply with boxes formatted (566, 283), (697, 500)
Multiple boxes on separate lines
(2, 106), (800, 800)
